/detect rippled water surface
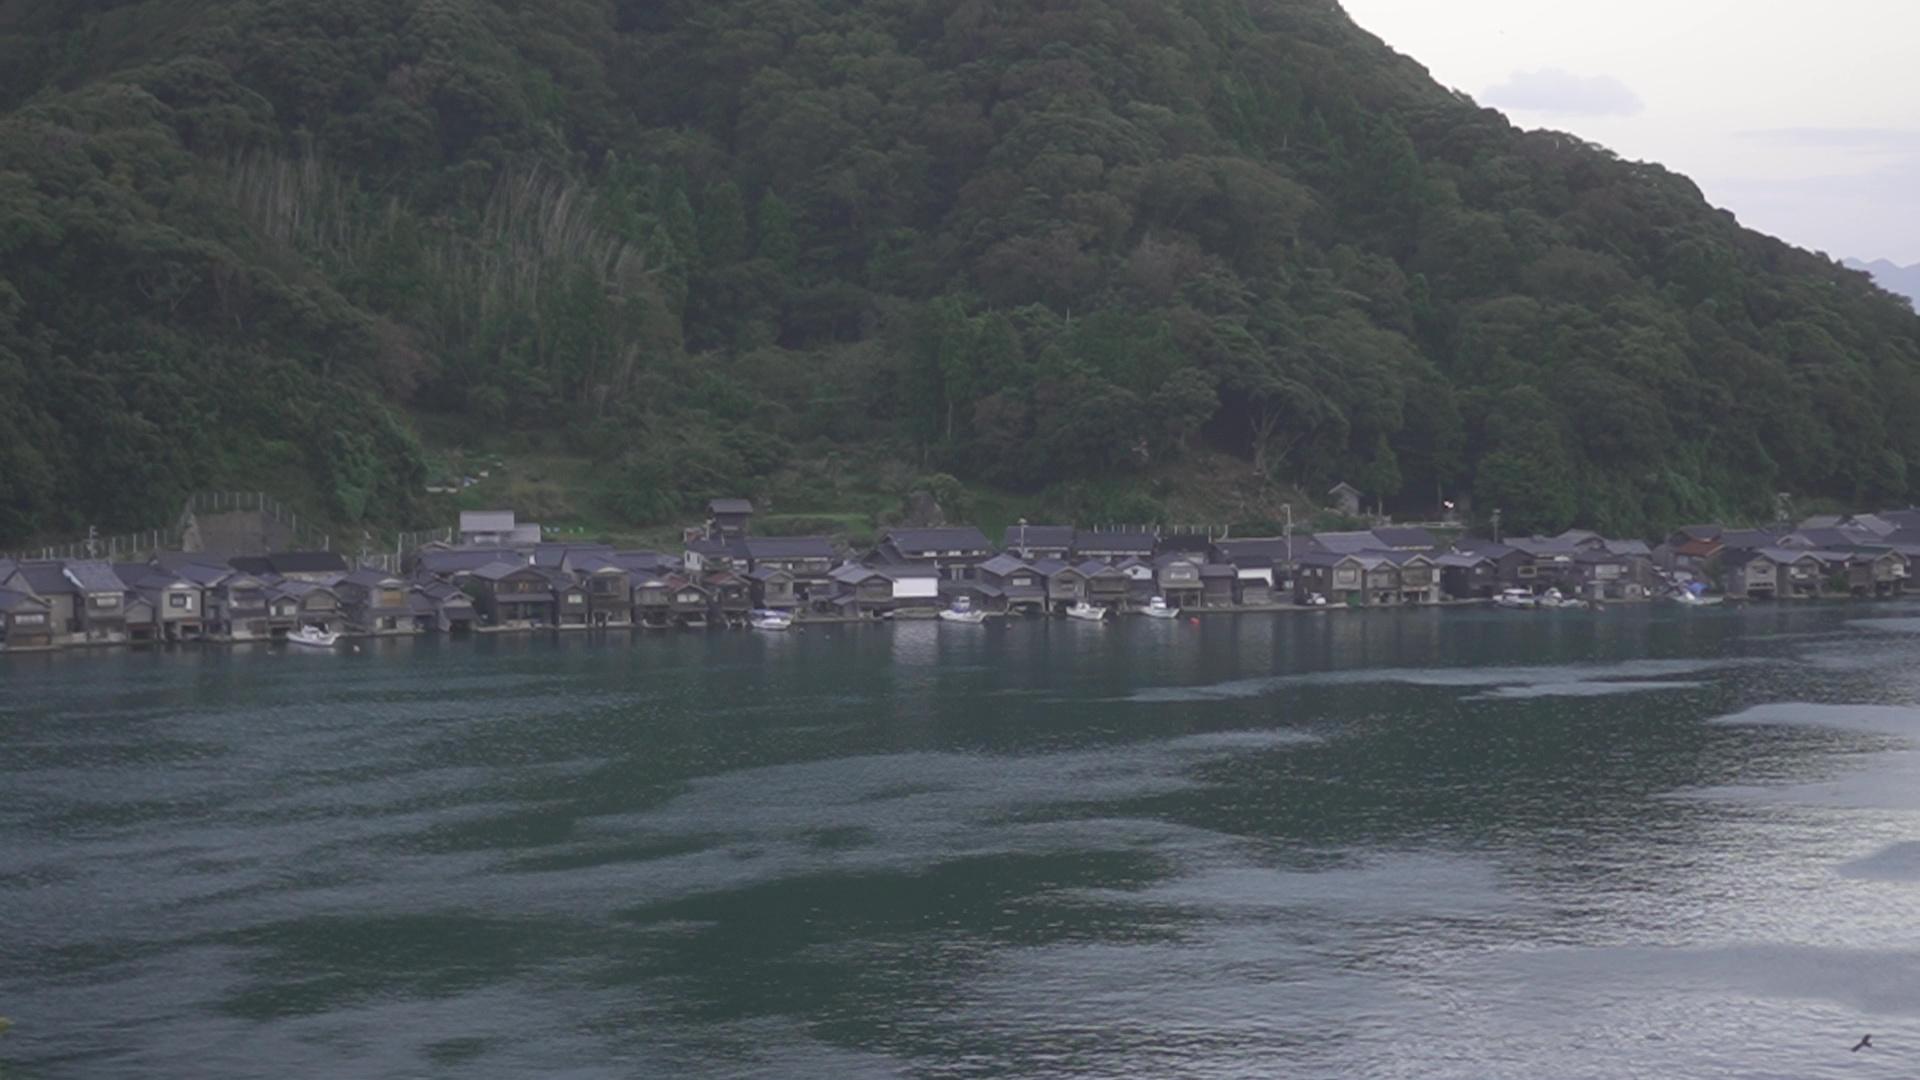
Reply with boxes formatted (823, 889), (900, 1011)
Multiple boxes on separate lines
(6, 604), (1920, 1078)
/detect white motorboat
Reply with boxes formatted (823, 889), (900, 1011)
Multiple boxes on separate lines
(1666, 589), (1722, 607)
(287, 625), (340, 648)
(938, 596), (988, 624)
(1142, 596), (1180, 619)
(1538, 588), (1566, 609)
(1494, 588), (1537, 609)
(1065, 602), (1108, 622)
(750, 609), (794, 631)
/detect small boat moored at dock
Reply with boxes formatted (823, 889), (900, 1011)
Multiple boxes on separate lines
(1495, 588), (1537, 609)
(1142, 596), (1180, 619)
(286, 625), (341, 649)
(1065, 602), (1108, 622)
(750, 610), (794, 631)
(938, 597), (988, 624)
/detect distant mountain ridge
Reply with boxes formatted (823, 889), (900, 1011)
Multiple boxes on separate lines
(1845, 258), (1920, 309)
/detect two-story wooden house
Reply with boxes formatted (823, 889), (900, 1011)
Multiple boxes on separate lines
(0, 588), (54, 650)
(1002, 524), (1075, 562)
(1152, 553), (1204, 610)
(338, 568), (416, 635)
(62, 560), (130, 643)
(465, 563), (556, 628)
(741, 537), (837, 603)
(563, 553), (633, 627)
(872, 528), (995, 580)
(976, 555), (1048, 614)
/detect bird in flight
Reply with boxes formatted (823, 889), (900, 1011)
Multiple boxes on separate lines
(1852, 1034), (1872, 1053)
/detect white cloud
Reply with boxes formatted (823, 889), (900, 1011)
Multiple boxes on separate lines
(1482, 68), (1644, 117)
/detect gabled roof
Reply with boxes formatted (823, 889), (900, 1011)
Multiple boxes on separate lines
(565, 552), (626, 574)
(154, 553), (233, 587)
(883, 527), (993, 555)
(1847, 514), (1900, 537)
(62, 560), (126, 594)
(829, 563), (887, 585)
(1435, 552), (1493, 568)
(1602, 539), (1653, 557)
(417, 548), (527, 576)
(708, 498), (754, 515)
(1001, 524), (1075, 550)
(1798, 514), (1845, 530)
(1072, 530), (1157, 555)
(14, 561), (78, 595)
(977, 553), (1033, 577)
(342, 567), (405, 588)
(1572, 549), (1627, 565)
(1030, 558), (1073, 576)
(0, 588), (50, 613)
(684, 537), (738, 557)
(1211, 538), (1293, 562)
(746, 566), (794, 582)
(231, 551), (351, 576)
(1747, 547), (1820, 565)
(537, 543), (614, 568)
(1879, 509), (1920, 530)
(1787, 527), (1881, 549)
(1673, 538), (1724, 557)
(1297, 550), (1363, 568)
(1199, 563), (1238, 578)
(1672, 524), (1724, 542)
(1309, 531), (1385, 555)
(1507, 537), (1581, 558)
(1328, 481), (1361, 496)
(460, 510), (516, 533)
(1453, 538), (1516, 557)
(742, 537), (835, 561)
(1384, 550), (1435, 567)
(1075, 559), (1127, 579)
(1371, 527), (1439, 550)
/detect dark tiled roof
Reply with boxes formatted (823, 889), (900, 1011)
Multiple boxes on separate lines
(884, 527), (993, 555)
(1072, 530), (1156, 555)
(685, 538), (737, 557)
(1212, 538), (1293, 562)
(1673, 524), (1724, 542)
(62, 560), (126, 593)
(743, 537), (835, 560)
(1029, 558), (1073, 576)
(14, 562), (78, 595)
(1199, 564), (1237, 578)
(709, 498), (754, 515)
(1001, 524), (1075, 550)
(231, 551), (349, 576)
(343, 567), (404, 588)
(1371, 527), (1439, 549)
(1309, 531), (1385, 555)
(417, 548), (526, 575)
(978, 554), (1033, 577)
(0, 588), (50, 613)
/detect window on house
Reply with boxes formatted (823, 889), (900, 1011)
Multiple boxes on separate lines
(16, 613), (46, 626)
(92, 595), (121, 609)
(168, 594), (191, 609)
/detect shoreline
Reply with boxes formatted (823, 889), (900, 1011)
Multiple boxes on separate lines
(10, 593), (1914, 657)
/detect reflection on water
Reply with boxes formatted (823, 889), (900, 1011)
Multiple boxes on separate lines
(3, 604), (1920, 1079)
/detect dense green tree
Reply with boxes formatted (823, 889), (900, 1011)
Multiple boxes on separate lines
(0, 0), (1917, 546)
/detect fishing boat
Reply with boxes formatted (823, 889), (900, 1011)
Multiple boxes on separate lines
(750, 609), (794, 631)
(1494, 588), (1537, 609)
(1665, 588), (1722, 607)
(1142, 596), (1180, 619)
(938, 596), (989, 624)
(286, 625), (340, 649)
(1065, 601), (1108, 622)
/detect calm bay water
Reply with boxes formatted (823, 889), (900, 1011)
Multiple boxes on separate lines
(5, 604), (1920, 1078)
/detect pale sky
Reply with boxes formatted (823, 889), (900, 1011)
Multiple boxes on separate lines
(1341, 0), (1920, 265)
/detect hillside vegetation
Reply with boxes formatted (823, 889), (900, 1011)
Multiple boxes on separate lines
(3, 0), (1919, 546)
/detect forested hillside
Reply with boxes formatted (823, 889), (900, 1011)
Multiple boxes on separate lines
(4, 0), (1919, 546)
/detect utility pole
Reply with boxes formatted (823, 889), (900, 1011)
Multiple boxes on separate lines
(1492, 508), (1504, 545)
(85, 525), (98, 560)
